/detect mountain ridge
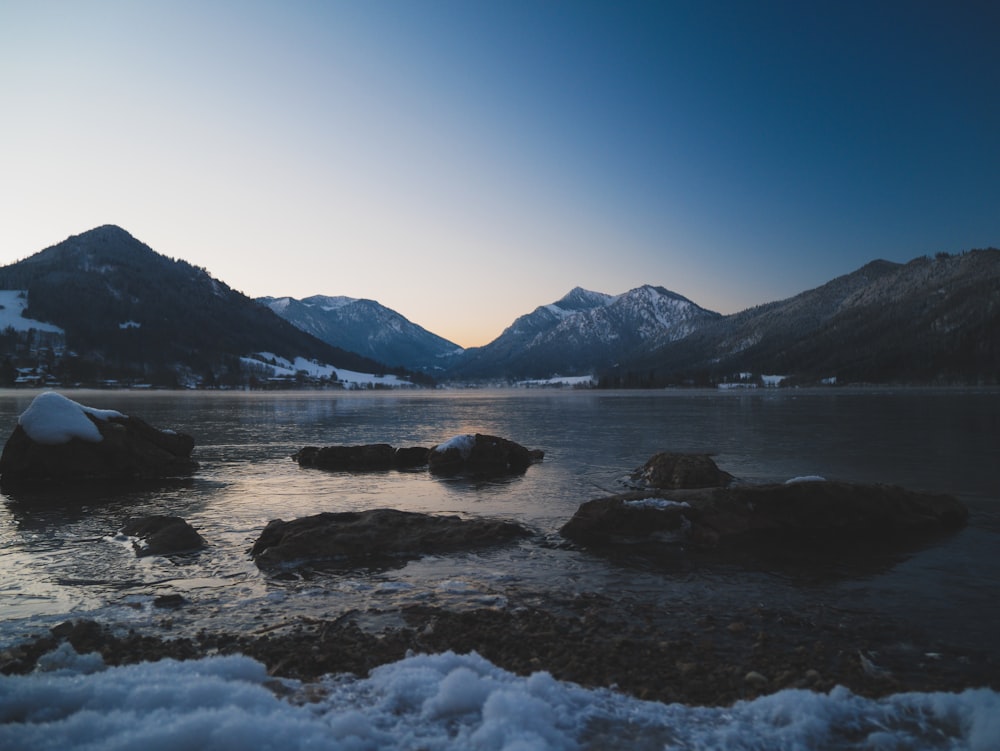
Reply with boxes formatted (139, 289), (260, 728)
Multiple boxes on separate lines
(259, 294), (463, 372)
(0, 225), (399, 388)
(606, 249), (1000, 387)
(2, 225), (995, 388)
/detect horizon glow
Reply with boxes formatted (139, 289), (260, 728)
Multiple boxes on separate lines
(1, 1), (997, 348)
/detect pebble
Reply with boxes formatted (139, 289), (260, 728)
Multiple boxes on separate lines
(744, 670), (768, 686)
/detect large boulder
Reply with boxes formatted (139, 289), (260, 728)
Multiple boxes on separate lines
(294, 444), (430, 471)
(251, 508), (531, 568)
(0, 392), (198, 486)
(120, 515), (206, 557)
(428, 434), (544, 477)
(560, 480), (968, 550)
(628, 452), (733, 489)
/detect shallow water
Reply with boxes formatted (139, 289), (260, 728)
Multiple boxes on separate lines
(1, 387), (999, 661)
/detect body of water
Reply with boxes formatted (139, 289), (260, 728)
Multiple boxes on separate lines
(1, 387), (998, 749)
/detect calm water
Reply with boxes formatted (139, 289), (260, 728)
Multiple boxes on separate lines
(1, 387), (999, 658)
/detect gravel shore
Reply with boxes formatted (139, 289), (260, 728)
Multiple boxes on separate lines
(3, 591), (995, 706)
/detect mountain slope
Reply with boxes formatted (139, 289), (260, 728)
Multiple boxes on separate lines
(0, 225), (392, 387)
(450, 285), (721, 380)
(611, 250), (1000, 386)
(260, 295), (463, 372)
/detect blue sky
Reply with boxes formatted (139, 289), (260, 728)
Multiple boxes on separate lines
(1, 1), (997, 347)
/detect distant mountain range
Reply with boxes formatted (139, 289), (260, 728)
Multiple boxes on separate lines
(604, 251), (1000, 387)
(1, 225), (996, 388)
(258, 295), (463, 373)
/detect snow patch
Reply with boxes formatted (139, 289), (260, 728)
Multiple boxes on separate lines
(433, 434), (476, 459)
(1, 648), (997, 751)
(518, 374), (594, 387)
(0, 290), (64, 334)
(786, 475), (827, 484)
(18, 392), (125, 445)
(243, 354), (411, 388)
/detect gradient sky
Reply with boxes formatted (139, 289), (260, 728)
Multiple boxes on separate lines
(2, 1), (998, 348)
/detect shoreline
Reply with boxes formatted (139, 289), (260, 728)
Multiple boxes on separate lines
(3, 591), (996, 707)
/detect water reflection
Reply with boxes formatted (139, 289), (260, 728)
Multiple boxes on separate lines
(0, 388), (997, 658)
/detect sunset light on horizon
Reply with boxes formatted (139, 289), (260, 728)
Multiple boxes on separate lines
(1, 0), (997, 348)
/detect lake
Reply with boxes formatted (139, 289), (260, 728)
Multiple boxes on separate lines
(1, 387), (998, 749)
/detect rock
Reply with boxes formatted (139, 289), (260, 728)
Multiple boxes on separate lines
(250, 508), (531, 568)
(629, 452), (733, 489)
(121, 515), (206, 557)
(293, 444), (430, 471)
(428, 434), (543, 477)
(560, 481), (968, 551)
(153, 594), (187, 608)
(394, 446), (432, 469)
(0, 392), (198, 486)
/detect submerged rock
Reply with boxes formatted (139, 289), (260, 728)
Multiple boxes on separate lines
(628, 452), (733, 490)
(0, 392), (198, 487)
(560, 480), (968, 550)
(250, 508), (531, 568)
(120, 515), (206, 557)
(428, 434), (543, 477)
(294, 444), (431, 471)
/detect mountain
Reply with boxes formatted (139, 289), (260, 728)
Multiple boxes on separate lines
(450, 285), (721, 380)
(0, 225), (396, 388)
(259, 295), (463, 372)
(604, 250), (1000, 387)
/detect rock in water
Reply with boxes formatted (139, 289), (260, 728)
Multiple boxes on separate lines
(628, 452), (734, 489)
(251, 508), (531, 568)
(294, 444), (431, 471)
(428, 433), (543, 477)
(0, 392), (198, 486)
(121, 515), (206, 557)
(561, 481), (968, 549)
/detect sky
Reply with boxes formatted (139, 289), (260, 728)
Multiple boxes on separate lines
(1, 1), (998, 348)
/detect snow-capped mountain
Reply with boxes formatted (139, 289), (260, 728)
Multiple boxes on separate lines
(609, 249), (1000, 386)
(451, 285), (721, 380)
(259, 295), (463, 372)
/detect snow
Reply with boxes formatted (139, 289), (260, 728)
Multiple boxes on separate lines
(17, 392), (124, 445)
(786, 475), (827, 484)
(0, 290), (64, 334)
(243, 354), (411, 388)
(433, 434), (476, 459)
(518, 375), (594, 387)
(118, 320), (141, 329)
(1, 647), (997, 751)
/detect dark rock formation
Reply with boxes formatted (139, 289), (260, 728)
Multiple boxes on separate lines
(0, 410), (198, 487)
(428, 434), (543, 477)
(628, 452), (733, 489)
(120, 515), (206, 557)
(250, 508), (531, 568)
(561, 480), (968, 550)
(293, 444), (430, 471)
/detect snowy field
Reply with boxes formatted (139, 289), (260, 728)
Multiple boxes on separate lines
(0, 291), (64, 334)
(2, 647), (997, 751)
(242, 353), (412, 389)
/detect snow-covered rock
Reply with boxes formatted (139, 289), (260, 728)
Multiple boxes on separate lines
(0, 392), (198, 487)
